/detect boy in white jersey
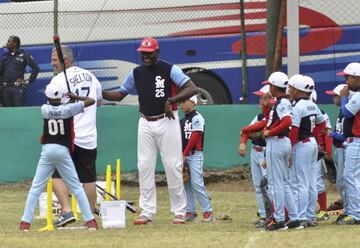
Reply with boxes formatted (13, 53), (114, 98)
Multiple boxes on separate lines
(50, 46), (102, 227)
(287, 75), (326, 227)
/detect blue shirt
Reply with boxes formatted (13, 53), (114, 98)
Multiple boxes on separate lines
(118, 63), (189, 94)
(0, 49), (39, 84)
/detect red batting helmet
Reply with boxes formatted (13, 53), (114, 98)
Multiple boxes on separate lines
(137, 37), (159, 52)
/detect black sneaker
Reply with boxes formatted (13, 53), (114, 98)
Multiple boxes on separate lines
(332, 214), (347, 224)
(94, 207), (101, 216)
(335, 215), (360, 225)
(254, 218), (266, 228)
(300, 219), (318, 228)
(286, 220), (304, 230)
(265, 219), (288, 231)
(53, 211), (76, 227)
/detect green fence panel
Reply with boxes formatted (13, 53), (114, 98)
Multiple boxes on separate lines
(0, 104), (339, 183)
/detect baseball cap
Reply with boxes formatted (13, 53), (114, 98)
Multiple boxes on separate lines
(325, 84), (347, 96)
(252, 85), (270, 96)
(45, 83), (66, 99)
(189, 95), (198, 105)
(337, 62), (360, 76)
(288, 74), (314, 93)
(262, 71), (288, 88)
(137, 37), (159, 52)
(310, 90), (317, 102)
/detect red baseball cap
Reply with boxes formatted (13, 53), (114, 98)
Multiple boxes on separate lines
(252, 85), (270, 96)
(137, 37), (159, 52)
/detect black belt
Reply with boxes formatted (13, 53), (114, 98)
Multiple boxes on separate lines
(141, 113), (166, 122)
(252, 145), (265, 152)
(189, 150), (201, 155)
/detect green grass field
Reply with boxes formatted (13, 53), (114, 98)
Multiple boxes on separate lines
(1, 181), (360, 248)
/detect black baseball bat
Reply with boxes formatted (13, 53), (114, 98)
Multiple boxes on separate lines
(53, 35), (71, 93)
(95, 184), (137, 213)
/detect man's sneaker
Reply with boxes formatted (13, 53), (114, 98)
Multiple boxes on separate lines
(185, 212), (198, 222)
(94, 207), (101, 217)
(53, 211), (76, 227)
(86, 219), (98, 231)
(286, 220), (304, 230)
(19, 221), (30, 232)
(202, 211), (215, 223)
(254, 218), (266, 228)
(265, 219), (288, 231)
(300, 220), (318, 228)
(173, 215), (186, 224)
(316, 211), (330, 221)
(334, 215), (360, 225)
(134, 216), (153, 225)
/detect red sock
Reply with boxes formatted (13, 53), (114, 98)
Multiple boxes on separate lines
(285, 208), (289, 221)
(318, 191), (327, 211)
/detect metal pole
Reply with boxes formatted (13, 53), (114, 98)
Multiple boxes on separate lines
(240, 0), (248, 103)
(54, 0), (58, 35)
(287, 0), (299, 76)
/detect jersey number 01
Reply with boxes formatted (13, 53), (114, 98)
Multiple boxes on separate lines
(48, 119), (65, 135)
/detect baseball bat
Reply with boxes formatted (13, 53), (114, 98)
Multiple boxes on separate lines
(53, 35), (71, 93)
(95, 184), (137, 213)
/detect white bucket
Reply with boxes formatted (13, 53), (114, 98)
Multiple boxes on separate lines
(100, 200), (126, 229)
(38, 192), (60, 218)
(96, 181), (115, 204)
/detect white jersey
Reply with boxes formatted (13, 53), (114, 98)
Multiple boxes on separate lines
(49, 66), (102, 149)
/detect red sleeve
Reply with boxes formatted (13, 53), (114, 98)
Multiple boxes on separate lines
(183, 131), (201, 156)
(289, 126), (299, 146)
(313, 121), (326, 138)
(240, 133), (248, 144)
(325, 132), (332, 156)
(242, 119), (267, 134)
(262, 105), (271, 120)
(268, 116), (292, 137)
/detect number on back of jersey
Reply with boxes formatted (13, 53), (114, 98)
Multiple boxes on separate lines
(48, 119), (65, 135)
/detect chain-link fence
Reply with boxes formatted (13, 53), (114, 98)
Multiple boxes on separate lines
(0, 0), (359, 106)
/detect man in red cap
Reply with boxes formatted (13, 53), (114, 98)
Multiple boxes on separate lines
(103, 37), (198, 225)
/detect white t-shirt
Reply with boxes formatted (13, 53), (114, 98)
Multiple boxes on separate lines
(49, 66), (102, 149)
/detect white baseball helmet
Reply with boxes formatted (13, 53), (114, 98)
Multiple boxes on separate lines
(262, 71), (289, 88)
(189, 95), (198, 105)
(288, 74), (315, 93)
(45, 83), (66, 99)
(310, 90), (317, 102)
(337, 62), (360, 77)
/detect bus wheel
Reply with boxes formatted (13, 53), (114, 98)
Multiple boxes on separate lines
(186, 71), (232, 105)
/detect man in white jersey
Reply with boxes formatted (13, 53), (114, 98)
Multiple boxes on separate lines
(50, 46), (102, 227)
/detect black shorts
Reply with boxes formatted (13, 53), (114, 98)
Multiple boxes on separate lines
(53, 145), (97, 183)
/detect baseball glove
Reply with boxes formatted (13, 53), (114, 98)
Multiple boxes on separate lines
(248, 131), (263, 141)
(324, 157), (337, 183)
(317, 147), (325, 161)
(183, 160), (190, 183)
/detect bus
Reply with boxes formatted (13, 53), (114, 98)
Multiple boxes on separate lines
(0, 0), (359, 105)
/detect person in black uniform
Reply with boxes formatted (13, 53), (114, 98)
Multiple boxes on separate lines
(0, 36), (39, 106)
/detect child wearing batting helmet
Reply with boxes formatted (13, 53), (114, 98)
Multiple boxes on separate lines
(287, 74), (326, 228)
(19, 83), (98, 231)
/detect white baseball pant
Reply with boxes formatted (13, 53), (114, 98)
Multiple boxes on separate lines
(137, 112), (186, 220)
